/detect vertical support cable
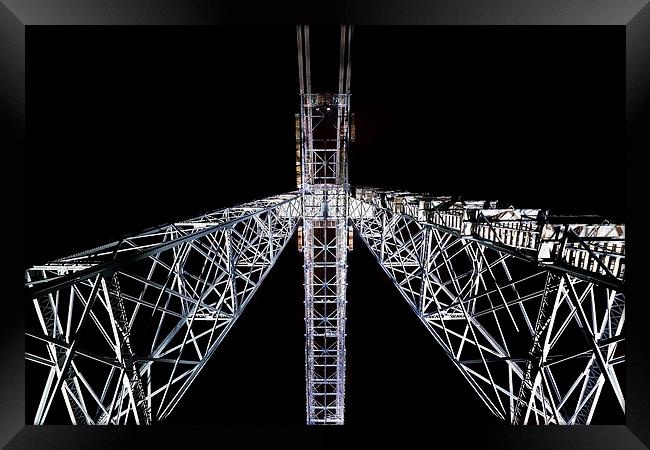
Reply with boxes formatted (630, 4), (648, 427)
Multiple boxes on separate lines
(304, 26), (312, 95)
(296, 26), (305, 95)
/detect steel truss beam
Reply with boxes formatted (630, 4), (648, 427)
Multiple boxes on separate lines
(25, 193), (301, 424)
(349, 193), (625, 424)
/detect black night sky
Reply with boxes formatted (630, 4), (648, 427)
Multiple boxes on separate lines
(25, 26), (624, 426)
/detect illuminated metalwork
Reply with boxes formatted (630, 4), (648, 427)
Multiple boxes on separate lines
(26, 194), (301, 424)
(297, 24), (353, 424)
(349, 188), (625, 424)
(25, 25), (625, 425)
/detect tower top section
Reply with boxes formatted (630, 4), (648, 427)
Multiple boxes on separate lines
(295, 26), (354, 191)
(297, 25), (353, 96)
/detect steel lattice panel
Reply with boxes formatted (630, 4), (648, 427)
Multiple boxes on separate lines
(349, 192), (625, 424)
(25, 194), (301, 424)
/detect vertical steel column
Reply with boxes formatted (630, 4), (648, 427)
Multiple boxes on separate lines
(300, 93), (350, 424)
(297, 24), (352, 425)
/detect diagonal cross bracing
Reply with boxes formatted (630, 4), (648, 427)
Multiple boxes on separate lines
(25, 25), (625, 426)
(25, 193), (301, 424)
(349, 188), (625, 424)
(298, 92), (351, 425)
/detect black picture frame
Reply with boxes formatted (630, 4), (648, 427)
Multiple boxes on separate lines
(2, 1), (649, 448)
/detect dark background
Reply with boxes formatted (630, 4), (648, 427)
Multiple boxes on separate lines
(25, 26), (624, 425)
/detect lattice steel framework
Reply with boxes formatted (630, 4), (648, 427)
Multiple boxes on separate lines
(25, 25), (625, 425)
(349, 190), (625, 424)
(26, 194), (301, 424)
(297, 24), (353, 424)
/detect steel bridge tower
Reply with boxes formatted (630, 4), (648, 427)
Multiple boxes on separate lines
(25, 25), (626, 426)
(297, 25), (353, 424)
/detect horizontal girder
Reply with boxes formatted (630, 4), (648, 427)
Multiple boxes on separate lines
(353, 187), (625, 289)
(27, 193), (301, 298)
